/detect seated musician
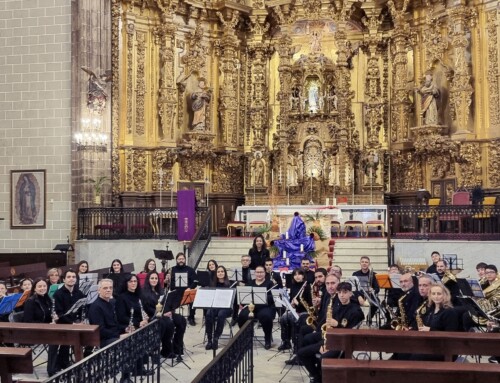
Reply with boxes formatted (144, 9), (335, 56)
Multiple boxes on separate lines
(410, 283), (459, 361)
(48, 269), (85, 376)
(237, 265), (276, 349)
(426, 251), (441, 274)
(137, 258), (164, 288)
(264, 258), (283, 288)
(88, 279), (132, 383)
(278, 268), (312, 352)
(385, 264), (404, 311)
(230, 255), (252, 326)
(301, 258), (315, 284)
(435, 259), (461, 305)
(381, 271), (421, 330)
(352, 256), (380, 325)
(141, 271), (178, 358)
(205, 266), (232, 350)
(116, 274), (153, 376)
(299, 281), (364, 383)
(23, 277), (52, 323)
(77, 260), (89, 276)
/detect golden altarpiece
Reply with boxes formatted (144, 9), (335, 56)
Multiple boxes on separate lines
(73, 0), (500, 234)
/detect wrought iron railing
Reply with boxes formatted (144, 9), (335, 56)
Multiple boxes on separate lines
(388, 204), (500, 240)
(77, 207), (208, 240)
(189, 209), (212, 270)
(44, 320), (160, 383)
(191, 320), (254, 383)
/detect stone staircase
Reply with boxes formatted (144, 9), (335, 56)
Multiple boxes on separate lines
(198, 237), (389, 278)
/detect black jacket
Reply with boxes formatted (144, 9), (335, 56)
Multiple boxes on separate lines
(248, 248), (270, 270)
(116, 290), (144, 331)
(289, 281), (312, 314)
(169, 264), (197, 290)
(88, 297), (121, 344)
(53, 285), (85, 324)
(23, 294), (52, 324)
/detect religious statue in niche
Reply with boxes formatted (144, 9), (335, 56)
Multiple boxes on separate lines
(290, 87), (300, 111)
(81, 67), (112, 115)
(328, 157), (337, 186)
(191, 78), (211, 131)
(328, 86), (338, 112)
(415, 73), (440, 125)
(310, 31), (322, 53)
(251, 151), (265, 186)
(287, 153), (299, 186)
(305, 77), (321, 113)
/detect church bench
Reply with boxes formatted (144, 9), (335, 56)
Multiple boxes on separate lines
(0, 347), (33, 383)
(325, 328), (500, 362)
(0, 262), (47, 286)
(322, 359), (500, 383)
(0, 323), (100, 362)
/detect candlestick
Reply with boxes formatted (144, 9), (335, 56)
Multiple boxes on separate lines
(285, 231), (289, 240)
(286, 257), (290, 266)
(300, 244), (304, 252)
(283, 250), (286, 259)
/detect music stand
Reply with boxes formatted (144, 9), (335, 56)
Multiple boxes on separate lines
(467, 279), (485, 298)
(229, 268), (244, 283)
(457, 278), (474, 297)
(154, 248), (174, 274)
(457, 296), (492, 323)
(63, 297), (87, 322)
(375, 274), (392, 289)
(389, 274), (402, 289)
(193, 288), (235, 358)
(196, 271), (211, 287)
(53, 243), (74, 263)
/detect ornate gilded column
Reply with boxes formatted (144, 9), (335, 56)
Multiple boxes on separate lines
(216, 10), (240, 148)
(154, 10), (177, 143)
(448, 2), (476, 139)
(387, 0), (412, 148)
(487, 11), (500, 130)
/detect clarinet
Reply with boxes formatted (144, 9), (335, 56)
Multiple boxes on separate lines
(127, 308), (135, 333)
(51, 298), (57, 324)
(139, 299), (148, 322)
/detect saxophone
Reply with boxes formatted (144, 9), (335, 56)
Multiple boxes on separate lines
(390, 292), (408, 330)
(302, 282), (317, 329)
(415, 299), (428, 329)
(321, 293), (336, 342)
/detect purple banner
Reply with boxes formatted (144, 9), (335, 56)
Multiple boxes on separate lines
(177, 190), (196, 241)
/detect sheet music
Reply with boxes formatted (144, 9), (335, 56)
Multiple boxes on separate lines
(192, 288), (214, 308)
(271, 290), (283, 308)
(63, 297), (87, 317)
(276, 294), (299, 321)
(213, 289), (235, 309)
(229, 268), (243, 281)
(86, 285), (99, 304)
(174, 272), (188, 288)
(253, 287), (267, 305)
(389, 274), (402, 289)
(250, 270), (256, 280)
(237, 286), (253, 304)
(467, 279), (485, 298)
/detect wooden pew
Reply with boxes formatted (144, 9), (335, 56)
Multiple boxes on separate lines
(0, 262), (47, 286)
(323, 329), (500, 383)
(322, 359), (500, 383)
(0, 323), (100, 362)
(0, 347), (33, 383)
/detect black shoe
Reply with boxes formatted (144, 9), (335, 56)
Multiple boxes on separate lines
(166, 352), (177, 359)
(488, 356), (500, 363)
(310, 377), (321, 383)
(205, 341), (213, 350)
(132, 368), (154, 377)
(188, 318), (196, 326)
(176, 355), (183, 362)
(285, 355), (298, 365)
(213, 338), (219, 350)
(264, 341), (271, 350)
(230, 319), (237, 327)
(278, 341), (292, 351)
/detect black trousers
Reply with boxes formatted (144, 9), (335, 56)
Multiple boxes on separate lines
(47, 345), (71, 376)
(206, 308), (232, 340)
(238, 306), (276, 343)
(297, 331), (322, 379)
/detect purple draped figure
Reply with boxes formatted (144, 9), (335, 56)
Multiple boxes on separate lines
(273, 212), (315, 269)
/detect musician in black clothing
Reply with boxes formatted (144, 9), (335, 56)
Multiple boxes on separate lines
(301, 258), (315, 284)
(48, 270), (85, 376)
(264, 258), (283, 288)
(237, 265), (276, 349)
(410, 283), (459, 361)
(23, 278), (52, 324)
(205, 266), (232, 350)
(106, 258), (129, 298)
(249, 235), (270, 270)
(352, 256), (380, 324)
(288, 273), (340, 366)
(88, 279), (122, 347)
(170, 252), (198, 326)
(141, 271), (178, 358)
(278, 268), (312, 351)
(230, 255), (252, 326)
(299, 282), (364, 383)
(435, 260), (461, 305)
(426, 251), (441, 274)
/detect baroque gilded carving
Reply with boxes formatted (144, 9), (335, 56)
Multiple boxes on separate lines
(212, 154), (244, 193)
(487, 11), (500, 127)
(152, 149), (177, 191)
(182, 22), (208, 76)
(135, 31), (147, 136)
(488, 140), (500, 187)
(458, 142), (481, 188)
(125, 149), (147, 192)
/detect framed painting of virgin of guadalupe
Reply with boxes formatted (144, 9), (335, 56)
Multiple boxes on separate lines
(11, 169), (46, 228)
